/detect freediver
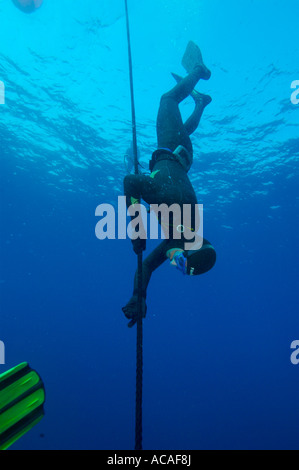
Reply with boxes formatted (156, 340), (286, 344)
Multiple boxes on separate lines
(122, 41), (216, 327)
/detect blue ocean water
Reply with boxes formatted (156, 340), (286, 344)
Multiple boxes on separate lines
(0, 0), (298, 450)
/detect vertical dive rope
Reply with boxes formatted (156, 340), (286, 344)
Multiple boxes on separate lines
(124, 0), (143, 451)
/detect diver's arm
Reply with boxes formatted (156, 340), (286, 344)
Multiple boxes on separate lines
(122, 240), (168, 327)
(123, 174), (148, 254)
(132, 240), (169, 298)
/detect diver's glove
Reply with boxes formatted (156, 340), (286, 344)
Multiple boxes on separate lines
(173, 251), (187, 275)
(122, 295), (147, 328)
(132, 238), (146, 255)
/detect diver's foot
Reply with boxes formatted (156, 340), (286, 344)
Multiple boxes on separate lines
(182, 41), (211, 80)
(195, 65), (211, 81)
(191, 90), (212, 107)
(171, 73), (212, 106)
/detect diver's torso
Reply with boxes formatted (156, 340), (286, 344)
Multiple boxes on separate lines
(151, 159), (198, 206)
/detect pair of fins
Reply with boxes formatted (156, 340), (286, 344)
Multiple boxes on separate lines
(0, 362), (45, 450)
(172, 40), (212, 104)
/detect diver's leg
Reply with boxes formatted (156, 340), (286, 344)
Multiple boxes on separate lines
(156, 64), (210, 154)
(156, 92), (191, 154)
(170, 72), (212, 136)
(184, 94), (212, 136)
(156, 43), (211, 151)
(124, 173), (161, 206)
(163, 65), (206, 106)
(156, 78), (198, 154)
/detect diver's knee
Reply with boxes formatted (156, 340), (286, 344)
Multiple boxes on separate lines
(160, 91), (175, 103)
(124, 174), (136, 191)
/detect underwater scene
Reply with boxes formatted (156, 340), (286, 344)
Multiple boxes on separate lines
(0, 0), (298, 451)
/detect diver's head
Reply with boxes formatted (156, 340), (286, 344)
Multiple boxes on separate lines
(167, 243), (216, 276)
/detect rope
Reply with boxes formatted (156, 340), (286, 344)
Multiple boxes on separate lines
(124, 0), (143, 451)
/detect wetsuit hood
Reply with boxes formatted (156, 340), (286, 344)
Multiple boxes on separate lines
(185, 243), (216, 276)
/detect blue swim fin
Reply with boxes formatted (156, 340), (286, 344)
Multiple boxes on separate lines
(182, 41), (211, 80)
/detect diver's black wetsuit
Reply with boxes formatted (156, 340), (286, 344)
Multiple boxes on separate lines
(123, 65), (214, 314)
